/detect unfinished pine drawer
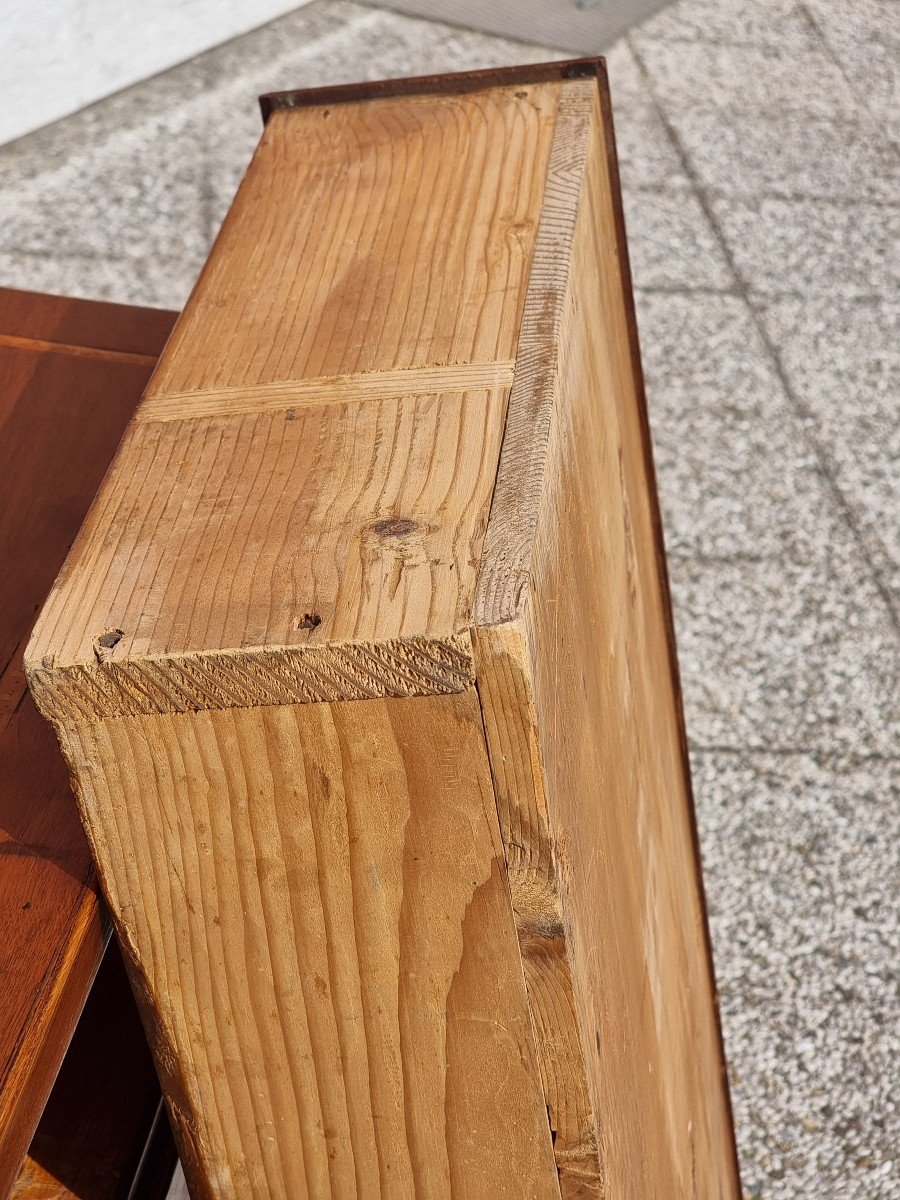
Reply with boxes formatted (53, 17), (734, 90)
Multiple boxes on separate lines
(26, 59), (740, 1200)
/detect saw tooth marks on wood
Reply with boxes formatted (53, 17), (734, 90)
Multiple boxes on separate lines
(474, 77), (596, 628)
(27, 633), (476, 723)
(60, 692), (561, 1199)
(145, 84), (560, 397)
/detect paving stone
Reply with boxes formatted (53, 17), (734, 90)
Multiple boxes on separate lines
(622, 185), (736, 290)
(603, 43), (688, 190)
(634, 35), (862, 121)
(692, 749), (900, 1200)
(670, 550), (899, 758)
(195, 0), (374, 92)
(759, 295), (900, 603)
(207, 1), (561, 120)
(635, 289), (850, 562)
(0, 249), (197, 310)
(208, 0), (560, 97)
(669, 108), (899, 203)
(0, 54), (213, 184)
(709, 195), (900, 301)
(804, 0), (900, 141)
(634, 0), (810, 48)
(0, 106), (211, 266)
(0, 0), (566, 264)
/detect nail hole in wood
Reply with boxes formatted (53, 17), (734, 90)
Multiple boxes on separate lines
(94, 628), (124, 663)
(370, 517), (419, 538)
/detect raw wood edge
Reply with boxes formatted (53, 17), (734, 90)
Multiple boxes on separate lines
(472, 619), (603, 1197)
(259, 57), (605, 121)
(473, 76), (596, 627)
(25, 634), (474, 723)
(593, 72), (743, 1191)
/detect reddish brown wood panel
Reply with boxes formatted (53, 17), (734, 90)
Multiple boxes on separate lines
(12, 942), (178, 1200)
(0, 287), (176, 1193)
(0, 287), (175, 359)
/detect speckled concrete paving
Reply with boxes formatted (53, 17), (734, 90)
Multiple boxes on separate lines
(1, 2), (896, 1197)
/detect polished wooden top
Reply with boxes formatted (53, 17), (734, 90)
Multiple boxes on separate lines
(0, 286), (175, 1191)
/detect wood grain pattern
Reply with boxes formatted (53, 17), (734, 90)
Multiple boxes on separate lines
(59, 692), (560, 1200)
(28, 387), (504, 713)
(146, 84), (559, 396)
(26, 64), (740, 1199)
(24, 81), (563, 1197)
(28, 634), (475, 723)
(28, 81), (559, 711)
(477, 79), (740, 1197)
(473, 623), (602, 1198)
(474, 78), (595, 626)
(0, 287), (175, 1194)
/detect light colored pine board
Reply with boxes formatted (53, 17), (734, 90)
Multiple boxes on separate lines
(483, 84), (740, 1197)
(59, 691), (561, 1200)
(135, 362), (516, 424)
(146, 84), (559, 397)
(473, 622), (603, 1198)
(474, 77), (595, 627)
(28, 387), (505, 708)
(27, 81), (558, 718)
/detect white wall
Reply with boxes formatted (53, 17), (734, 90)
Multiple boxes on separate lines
(0, 0), (310, 145)
(376, 0), (672, 54)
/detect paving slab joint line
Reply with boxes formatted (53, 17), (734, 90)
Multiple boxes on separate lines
(704, 190), (900, 211)
(637, 282), (742, 297)
(627, 33), (900, 634)
(668, 551), (777, 568)
(3, 245), (159, 267)
(797, 2), (896, 137)
(691, 744), (900, 766)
